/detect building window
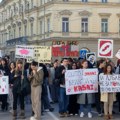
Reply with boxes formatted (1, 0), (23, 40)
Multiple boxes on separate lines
(19, 27), (21, 37)
(63, 0), (69, 1)
(31, 23), (33, 36)
(24, 25), (27, 36)
(40, 21), (43, 34)
(47, 18), (50, 32)
(101, 18), (108, 33)
(82, 0), (88, 2)
(81, 18), (88, 32)
(102, 0), (107, 3)
(31, 0), (33, 8)
(62, 17), (69, 32)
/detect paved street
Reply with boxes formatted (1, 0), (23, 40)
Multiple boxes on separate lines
(0, 104), (120, 120)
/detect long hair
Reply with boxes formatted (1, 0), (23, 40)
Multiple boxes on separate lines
(81, 59), (88, 69)
(104, 64), (113, 75)
(16, 59), (23, 71)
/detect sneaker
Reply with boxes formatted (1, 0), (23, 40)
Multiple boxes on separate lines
(80, 112), (84, 118)
(59, 113), (65, 117)
(88, 112), (92, 118)
(70, 113), (73, 116)
(30, 116), (37, 120)
(75, 113), (78, 116)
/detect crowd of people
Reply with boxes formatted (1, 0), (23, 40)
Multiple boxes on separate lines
(0, 55), (120, 120)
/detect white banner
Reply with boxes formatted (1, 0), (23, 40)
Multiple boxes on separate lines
(115, 49), (120, 59)
(15, 45), (34, 58)
(65, 69), (98, 95)
(99, 74), (120, 93)
(0, 76), (9, 94)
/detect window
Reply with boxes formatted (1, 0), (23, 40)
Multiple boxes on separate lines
(24, 25), (27, 36)
(81, 18), (88, 32)
(101, 18), (108, 33)
(82, 0), (88, 2)
(63, 0), (69, 1)
(47, 18), (50, 32)
(40, 21), (43, 34)
(102, 0), (107, 3)
(62, 17), (69, 32)
(31, 0), (33, 8)
(31, 23), (33, 36)
(19, 27), (21, 37)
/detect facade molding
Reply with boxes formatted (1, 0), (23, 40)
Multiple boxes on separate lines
(98, 13), (111, 17)
(79, 10), (92, 17)
(59, 10), (72, 16)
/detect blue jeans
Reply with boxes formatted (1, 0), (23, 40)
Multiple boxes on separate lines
(59, 87), (69, 113)
(80, 104), (92, 113)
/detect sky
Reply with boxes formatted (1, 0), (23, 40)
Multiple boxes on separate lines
(0, 0), (2, 3)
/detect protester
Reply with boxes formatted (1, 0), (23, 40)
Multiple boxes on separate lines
(68, 62), (79, 116)
(95, 59), (106, 116)
(8, 62), (16, 113)
(29, 61), (44, 120)
(49, 61), (59, 103)
(12, 60), (26, 119)
(100, 64), (116, 120)
(0, 58), (10, 111)
(57, 58), (71, 117)
(77, 60), (94, 118)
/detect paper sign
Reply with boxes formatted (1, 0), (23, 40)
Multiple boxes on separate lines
(99, 74), (120, 93)
(98, 39), (113, 58)
(27, 46), (52, 63)
(0, 50), (3, 57)
(52, 41), (79, 57)
(115, 49), (120, 59)
(86, 52), (96, 65)
(65, 69), (98, 95)
(0, 76), (9, 94)
(15, 45), (34, 58)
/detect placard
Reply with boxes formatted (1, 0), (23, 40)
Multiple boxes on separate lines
(15, 45), (34, 58)
(115, 49), (120, 59)
(27, 46), (52, 63)
(0, 76), (9, 94)
(99, 74), (120, 93)
(86, 52), (96, 65)
(98, 39), (113, 58)
(65, 69), (98, 95)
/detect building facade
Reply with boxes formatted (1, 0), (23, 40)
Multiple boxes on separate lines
(0, 0), (120, 61)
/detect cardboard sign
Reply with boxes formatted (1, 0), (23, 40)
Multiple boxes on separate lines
(0, 76), (9, 94)
(99, 74), (120, 93)
(52, 41), (79, 57)
(15, 45), (34, 58)
(115, 49), (120, 59)
(98, 39), (113, 58)
(86, 52), (96, 65)
(65, 69), (98, 95)
(27, 46), (52, 63)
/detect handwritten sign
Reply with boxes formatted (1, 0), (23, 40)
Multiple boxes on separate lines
(0, 76), (9, 94)
(115, 49), (120, 59)
(65, 69), (98, 95)
(52, 41), (79, 57)
(15, 45), (34, 58)
(27, 46), (52, 63)
(99, 74), (120, 93)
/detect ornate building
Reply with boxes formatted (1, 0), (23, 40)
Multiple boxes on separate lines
(0, 0), (120, 60)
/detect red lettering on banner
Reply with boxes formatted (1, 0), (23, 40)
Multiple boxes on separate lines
(74, 84), (94, 92)
(85, 72), (97, 76)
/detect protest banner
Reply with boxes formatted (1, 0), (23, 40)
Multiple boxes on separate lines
(0, 76), (9, 94)
(98, 39), (113, 58)
(27, 46), (52, 63)
(115, 49), (120, 59)
(0, 50), (4, 58)
(86, 52), (96, 65)
(99, 74), (120, 93)
(15, 45), (34, 58)
(65, 69), (98, 95)
(52, 41), (79, 57)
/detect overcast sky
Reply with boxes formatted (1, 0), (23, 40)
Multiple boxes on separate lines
(0, 0), (2, 3)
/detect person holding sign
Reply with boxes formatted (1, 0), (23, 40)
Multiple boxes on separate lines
(100, 64), (116, 120)
(77, 60), (94, 118)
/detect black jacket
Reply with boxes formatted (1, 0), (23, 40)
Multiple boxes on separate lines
(56, 65), (71, 85)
